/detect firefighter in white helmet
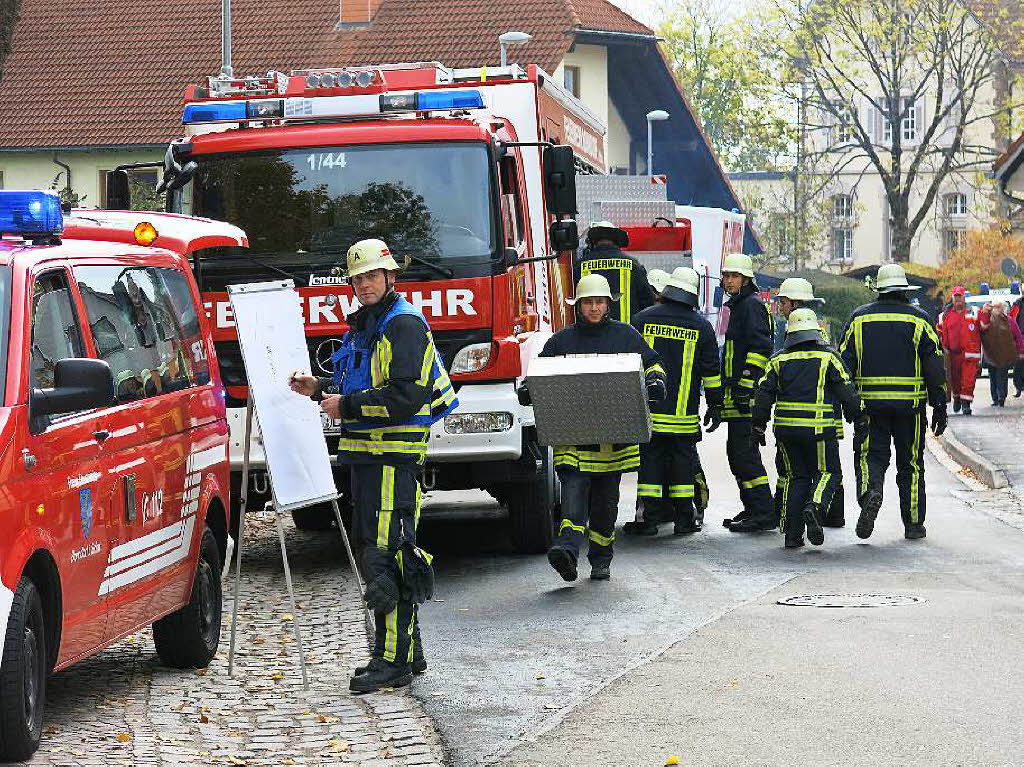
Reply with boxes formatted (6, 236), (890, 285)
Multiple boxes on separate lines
(718, 254), (777, 533)
(520, 273), (666, 582)
(575, 221), (656, 322)
(290, 238), (456, 693)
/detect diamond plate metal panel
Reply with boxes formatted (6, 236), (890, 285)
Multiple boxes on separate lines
(575, 175), (667, 228)
(526, 354), (652, 446)
(590, 200), (678, 228)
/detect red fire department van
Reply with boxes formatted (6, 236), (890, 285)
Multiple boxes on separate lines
(0, 190), (235, 760)
(108, 61), (598, 552)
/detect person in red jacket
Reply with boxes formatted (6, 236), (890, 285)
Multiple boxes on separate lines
(938, 286), (982, 415)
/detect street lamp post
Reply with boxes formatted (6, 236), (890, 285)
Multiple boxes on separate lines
(499, 32), (532, 67)
(646, 110), (670, 177)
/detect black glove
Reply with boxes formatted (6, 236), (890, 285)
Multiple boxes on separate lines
(364, 569), (400, 613)
(931, 406), (947, 436)
(647, 378), (667, 405)
(751, 425), (766, 448)
(703, 406), (722, 433)
(399, 542), (435, 604)
(516, 382), (532, 406)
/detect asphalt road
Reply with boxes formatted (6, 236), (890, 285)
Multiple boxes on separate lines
(410, 427), (1024, 766)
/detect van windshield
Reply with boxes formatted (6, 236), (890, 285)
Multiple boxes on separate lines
(0, 266), (9, 401)
(179, 142), (500, 288)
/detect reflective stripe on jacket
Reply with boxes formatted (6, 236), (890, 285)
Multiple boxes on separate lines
(575, 245), (655, 323)
(838, 297), (946, 412)
(722, 283), (774, 419)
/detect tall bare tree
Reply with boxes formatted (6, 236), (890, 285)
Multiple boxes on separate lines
(764, 0), (1024, 262)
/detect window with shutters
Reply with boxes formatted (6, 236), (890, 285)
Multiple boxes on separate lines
(832, 101), (856, 145)
(941, 192), (968, 262)
(882, 97), (918, 145)
(945, 192), (968, 217)
(563, 66), (580, 99)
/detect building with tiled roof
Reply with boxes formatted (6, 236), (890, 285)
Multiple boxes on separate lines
(0, 0), (760, 252)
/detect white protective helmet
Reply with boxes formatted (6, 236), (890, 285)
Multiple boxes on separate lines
(566, 273), (621, 305)
(784, 307), (824, 348)
(647, 268), (671, 295)
(721, 253), (754, 279)
(661, 266), (700, 307)
(777, 277), (819, 303)
(873, 264), (920, 294)
(346, 238), (401, 278)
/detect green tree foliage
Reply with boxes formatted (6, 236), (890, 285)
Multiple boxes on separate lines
(934, 223), (1024, 295)
(658, 2), (792, 172)
(0, 0), (20, 81)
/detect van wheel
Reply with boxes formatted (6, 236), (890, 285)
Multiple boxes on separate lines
(154, 527), (222, 669)
(507, 447), (558, 554)
(0, 578), (47, 762)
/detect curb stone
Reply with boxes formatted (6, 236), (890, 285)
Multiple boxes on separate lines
(939, 430), (1008, 489)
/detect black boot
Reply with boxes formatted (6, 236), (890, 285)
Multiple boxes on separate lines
(674, 518), (702, 535)
(722, 509), (751, 528)
(623, 520), (660, 536)
(856, 487), (883, 540)
(784, 535), (804, 549)
(953, 397), (962, 413)
(349, 660), (413, 693)
(547, 546), (578, 582)
(803, 502), (824, 546)
(905, 524), (927, 540)
(727, 514), (777, 533)
(589, 563), (611, 581)
(355, 651), (426, 676)
(963, 401), (972, 416)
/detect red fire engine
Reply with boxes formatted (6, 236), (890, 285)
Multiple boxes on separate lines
(0, 190), (234, 760)
(108, 62), (603, 552)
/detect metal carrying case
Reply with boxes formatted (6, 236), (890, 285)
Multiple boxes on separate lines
(526, 353), (652, 446)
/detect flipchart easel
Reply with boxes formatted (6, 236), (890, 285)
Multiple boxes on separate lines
(224, 280), (373, 690)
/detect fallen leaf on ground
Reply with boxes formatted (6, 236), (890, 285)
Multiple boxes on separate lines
(199, 715), (210, 723)
(317, 714), (339, 724)
(227, 757), (248, 765)
(195, 668), (209, 676)
(281, 613), (294, 622)
(328, 739), (350, 752)
(536, 673), (546, 680)
(665, 757), (680, 766)
(270, 672), (284, 680)
(116, 733), (132, 743)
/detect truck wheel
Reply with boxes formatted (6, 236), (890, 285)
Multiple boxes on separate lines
(154, 527), (222, 669)
(507, 447), (558, 554)
(291, 503), (337, 531)
(0, 577), (47, 762)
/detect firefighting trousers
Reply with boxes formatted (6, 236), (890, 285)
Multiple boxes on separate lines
(350, 462), (421, 667)
(775, 437), (840, 538)
(948, 350), (980, 402)
(853, 409), (927, 527)
(726, 419), (773, 517)
(554, 469), (620, 566)
(637, 435), (707, 525)
(776, 446), (845, 525)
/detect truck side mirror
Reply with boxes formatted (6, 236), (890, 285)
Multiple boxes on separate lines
(549, 219), (579, 252)
(503, 247), (520, 268)
(543, 145), (577, 215)
(32, 359), (116, 419)
(713, 285), (724, 308)
(106, 170), (131, 210)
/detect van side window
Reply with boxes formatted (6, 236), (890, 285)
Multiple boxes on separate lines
(30, 270), (85, 390)
(75, 266), (210, 402)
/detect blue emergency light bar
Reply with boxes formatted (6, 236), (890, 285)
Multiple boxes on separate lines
(182, 89), (485, 125)
(0, 191), (63, 236)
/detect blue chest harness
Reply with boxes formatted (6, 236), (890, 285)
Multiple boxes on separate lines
(331, 296), (457, 426)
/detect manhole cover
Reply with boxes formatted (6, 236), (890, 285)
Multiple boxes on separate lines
(777, 593), (925, 608)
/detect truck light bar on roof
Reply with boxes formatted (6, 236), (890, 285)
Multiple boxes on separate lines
(0, 190), (63, 236)
(182, 89), (486, 125)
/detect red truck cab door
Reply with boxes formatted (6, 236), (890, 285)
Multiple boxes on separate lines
(22, 266), (111, 664)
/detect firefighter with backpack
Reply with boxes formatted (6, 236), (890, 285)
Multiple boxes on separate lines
(290, 239), (456, 693)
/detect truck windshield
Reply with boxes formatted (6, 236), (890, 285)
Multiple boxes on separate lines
(183, 142), (498, 286)
(0, 265), (9, 400)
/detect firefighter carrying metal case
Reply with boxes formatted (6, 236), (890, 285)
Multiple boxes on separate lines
(526, 353), (652, 446)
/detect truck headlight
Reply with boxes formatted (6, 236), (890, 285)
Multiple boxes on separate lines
(450, 342), (493, 374)
(444, 412), (513, 433)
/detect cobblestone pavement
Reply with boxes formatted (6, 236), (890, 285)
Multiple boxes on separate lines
(946, 387), (1024, 486)
(24, 512), (444, 767)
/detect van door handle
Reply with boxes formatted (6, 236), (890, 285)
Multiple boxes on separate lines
(92, 429), (110, 443)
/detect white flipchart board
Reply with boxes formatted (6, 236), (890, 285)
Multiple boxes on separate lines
(227, 280), (338, 511)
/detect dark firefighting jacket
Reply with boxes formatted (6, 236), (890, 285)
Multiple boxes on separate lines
(632, 300), (723, 439)
(574, 244), (655, 323)
(316, 291), (455, 465)
(722, 283), (774, 419)
(838, 295), (946, 413)
(538, 316), (665, 473)
(752, 340), (862, 440)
